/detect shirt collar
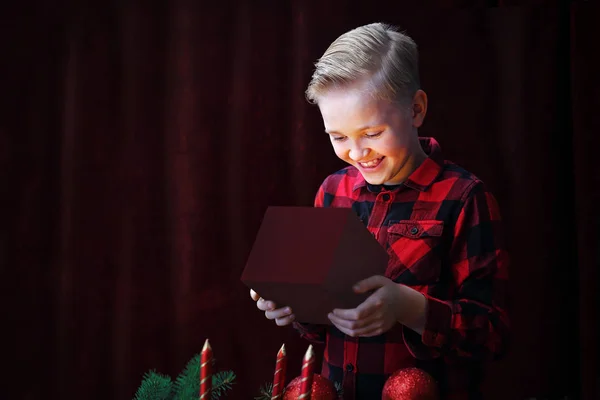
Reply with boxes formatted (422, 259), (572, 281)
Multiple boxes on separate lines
(352, 137), (444, 192)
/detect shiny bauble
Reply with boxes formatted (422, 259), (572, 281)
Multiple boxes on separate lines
(382, 368), (439, 400)
(283, 373), (337, 400)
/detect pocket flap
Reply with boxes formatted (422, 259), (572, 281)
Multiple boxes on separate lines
(387, 220), (444, 239)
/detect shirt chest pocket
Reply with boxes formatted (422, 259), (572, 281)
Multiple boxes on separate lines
(385, 220), (445, 284)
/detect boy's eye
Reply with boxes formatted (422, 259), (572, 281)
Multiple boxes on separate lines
(330, 131), (382, 142)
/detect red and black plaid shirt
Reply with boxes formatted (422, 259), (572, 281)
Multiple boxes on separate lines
(293, 137), (510, 400)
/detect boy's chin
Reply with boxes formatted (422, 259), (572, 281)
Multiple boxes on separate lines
(362, 174), (401, 186)
(361, 175), (387, 185)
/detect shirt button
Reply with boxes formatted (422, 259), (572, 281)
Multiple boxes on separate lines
(382, 193), (390, 201)
(410, 227), (419, 235)
(345, 363), (354, 372)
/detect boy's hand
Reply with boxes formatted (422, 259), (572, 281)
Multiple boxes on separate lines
(328, 275), (418, 337)
(250, 289), (296, 326)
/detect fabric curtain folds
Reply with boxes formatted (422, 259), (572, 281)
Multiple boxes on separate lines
(2, 1), (597, 399)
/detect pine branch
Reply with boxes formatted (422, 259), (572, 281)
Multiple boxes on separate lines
(172, 354), (235, 400)
(253, 382), (273, 400)
(173, 354), (201, 400)
(334, 381), (344, 399)
(210, 371), (236, 399)
(133, 370), (174, 400)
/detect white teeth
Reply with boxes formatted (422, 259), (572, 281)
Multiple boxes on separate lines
(360, 158), (382, 168)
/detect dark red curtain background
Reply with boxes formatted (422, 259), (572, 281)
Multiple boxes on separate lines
(2, 1), (598, 399)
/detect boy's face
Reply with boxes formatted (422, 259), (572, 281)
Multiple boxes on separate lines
(318, 83), (426, 186)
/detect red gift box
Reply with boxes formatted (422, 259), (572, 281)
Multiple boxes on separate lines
(241, 206), (389, 325)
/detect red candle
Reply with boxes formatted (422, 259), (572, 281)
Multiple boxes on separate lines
(200, 339), (213, 399)
(298, 344), (315, 399)
(271, 344), (287, 399)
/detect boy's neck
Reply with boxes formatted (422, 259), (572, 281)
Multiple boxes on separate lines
(383, 140), (429, 186)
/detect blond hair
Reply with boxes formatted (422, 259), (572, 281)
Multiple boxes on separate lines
(305, 23), (420, 105)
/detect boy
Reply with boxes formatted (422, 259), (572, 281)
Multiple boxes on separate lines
(250, 23), (509, 399)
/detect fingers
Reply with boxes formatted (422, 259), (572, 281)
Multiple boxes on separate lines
(330, 319), (384, 337)
(274, 313), (296, 326)
(328, 305), (382, 330)
(353, 275), (388, 294)
(341, 322), (386, 337)
(250, 289), (279, 311)
(329, 311), (387, 337)
(256, 297), (277, 312)
(353, 325), (385, 337)
(249, 289), (295, 326)
(265, 307), (295, 326)
(328, 290), (387, 337)
(332, 297), (383, 321)
(265, 306), (293, 321)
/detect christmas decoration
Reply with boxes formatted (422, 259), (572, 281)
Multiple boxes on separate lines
(200, 339), (213, 399)
(133, 370), (173, 400)
(255, 382), (275, 400)
(382, 368), (439, 400)
(256, 374), (342, 400)
(271, 344), (287, 399)
(255, 344), (342, 400)
(299, 344), (315, 398)
(132, 341), (235, 400)
(283, 374), (338, 400)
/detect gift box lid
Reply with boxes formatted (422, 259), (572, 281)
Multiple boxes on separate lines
(241, 206), (389, 325)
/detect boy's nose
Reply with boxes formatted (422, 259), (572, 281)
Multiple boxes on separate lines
(349, 147), (369, 161)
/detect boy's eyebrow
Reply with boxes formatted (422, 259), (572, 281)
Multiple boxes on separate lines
(325, 124), (385, 134)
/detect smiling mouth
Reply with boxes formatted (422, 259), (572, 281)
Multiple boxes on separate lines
(358, 157), (384, 168)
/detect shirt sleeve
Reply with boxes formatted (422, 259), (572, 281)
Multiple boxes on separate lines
(291, 183), (328, 344)
(403, 182), (510, 362)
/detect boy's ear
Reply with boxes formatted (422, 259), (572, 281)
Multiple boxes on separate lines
(411, 90), (427, 128)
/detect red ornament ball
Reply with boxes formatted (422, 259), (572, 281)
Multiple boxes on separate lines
(382, 368), (439, 400)
(283, 373), (337, 400)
